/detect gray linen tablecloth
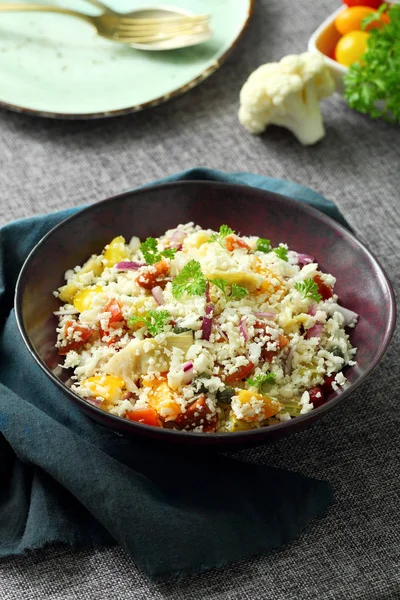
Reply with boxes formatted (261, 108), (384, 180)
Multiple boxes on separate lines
(0, 0), (399, 598)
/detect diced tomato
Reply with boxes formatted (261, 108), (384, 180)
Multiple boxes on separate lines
(126, 407), (162, 427)
(104, 299), (124, 326)
(261, 334), (289, 362)
(322, 376), (336, 395)
(225, 235), (250, 252)
(313, 274), (333, 300)
(136, 260), (169, 290)
(174, 395), (217, 432)
(224, 361), (255, 383)
(308, 386), (326, 409)
(58, 321), (93, 355)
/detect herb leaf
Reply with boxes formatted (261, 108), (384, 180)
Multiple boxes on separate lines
(211, 278), (228, 293)
(294, 278), (322, 302)
(247, 372), (276, 391)
(140, 237), (176, 265)
(129, 310), (170, 337)
(172, 260), (207, 299)
(344, 4), (400, 123)
(273, 246), (289, 262)
(256, 237), (271, 253)
(210, 224), (235, 246)
(231, 284), (248, 299)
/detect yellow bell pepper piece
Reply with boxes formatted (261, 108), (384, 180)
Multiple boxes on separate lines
(144, 379), (181, 422)
(58, 256), (104, 303)
(236, 389), (282, 421)
(82, 375), (125, 403)
(73, 286), (104, 312)
(103, 236), (129, 267)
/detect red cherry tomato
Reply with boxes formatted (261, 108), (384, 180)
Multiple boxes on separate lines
(225, 235), (250, 252)
(224, 361), (255, 383)
(342, 0), (383, 8)
(308, 386), (326, 409)
(174, 395), (217, 432)
(104, 299), (124, 326)
(136, 260), (169, 290)
(58, 321), (93, 355)
(313, 274), (333, 300)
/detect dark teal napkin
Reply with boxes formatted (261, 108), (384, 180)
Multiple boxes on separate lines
(0, 169), (343, 580)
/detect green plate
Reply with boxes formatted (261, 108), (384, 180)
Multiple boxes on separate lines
(0, 0), (254, 119)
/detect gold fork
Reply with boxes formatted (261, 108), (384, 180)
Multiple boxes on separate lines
(0, 4), (211, 44)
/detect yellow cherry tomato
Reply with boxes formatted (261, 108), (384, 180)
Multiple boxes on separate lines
(335, 30), (370, 67)
(335, 6), (390, 34)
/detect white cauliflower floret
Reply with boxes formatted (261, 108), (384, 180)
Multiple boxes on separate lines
(239, 52), (335, 145)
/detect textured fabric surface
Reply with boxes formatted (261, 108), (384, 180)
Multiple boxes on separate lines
(0, 0), (399, 597)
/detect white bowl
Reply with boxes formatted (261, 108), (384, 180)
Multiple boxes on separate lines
(307, 7), (348, 95)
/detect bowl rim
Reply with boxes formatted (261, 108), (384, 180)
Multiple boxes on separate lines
(307, 6), (348, 75)
(14, 180), (397, 441)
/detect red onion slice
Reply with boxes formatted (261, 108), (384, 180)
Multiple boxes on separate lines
(151, 286), (165, 305)
(294, 252), (315, 266)
(205, 281), (210, 303)
(307, 303), (318, 317)
(115, 261), (145, 271)
(183, 361), (193, 373)
(201, 303), (213, 341)
(253, 311), (277, 320)
(284, 346), (295, 375)
(305, 322), (324, 339)
(239, 317), (249, 341)
(170, 229), (187, 248)
(328, 303), (359, 326)
(86, 397), (102, 407)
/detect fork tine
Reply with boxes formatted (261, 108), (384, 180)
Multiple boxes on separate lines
(115, 17), (210, 31)
(113, 25), (211, 43)
(116, 14), (209, 25)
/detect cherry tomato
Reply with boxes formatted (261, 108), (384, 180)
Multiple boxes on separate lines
(313, 275), (333, 300)
(335, 6), (389, 34)
(308, 386), (326, 409)
(126, 408), (162, 427)
(224, 361), (255, 383)
(342, 0), (383, 8)
(225, 235), (250, 252)
(104, 299), (124, 326)
(335, 30), (370, 67)
(136, 260), (169, 290)
(174, 395), (217, 432)
(58, 321), (93, 355)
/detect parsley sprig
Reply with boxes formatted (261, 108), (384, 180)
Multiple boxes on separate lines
(273, 245), (289, 262)
(294, 279), (322, 302)
(172, 260), (207, 299)
(211, 278), (248, 300)
(344, 4), (400, 122)
(140, 237), (176, 266)
(129, 310), (170, 336)
(210, 224), (234, 246)
(247, 372), (276, 391)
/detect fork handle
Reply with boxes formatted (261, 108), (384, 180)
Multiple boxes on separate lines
(0, 3), (93, 24)
(79, 0), (116, 14)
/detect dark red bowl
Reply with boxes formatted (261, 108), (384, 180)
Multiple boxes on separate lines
(15, 181), (396, 448)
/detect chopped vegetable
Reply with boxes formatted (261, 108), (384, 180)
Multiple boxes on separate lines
(172, 260), (207, 299)
(201, 303), (214, 341)
(115, 261), (145, 271)
(216, 386), (236, 404)
(256, 238), (272, 253)
(126, 408), (162, 427)
(224, 361), (255, 384)
(294, 278), (322, 302)
(247, 372), (276, 391)
(58, 321), (93, 355)
(129, 310), (170, 337)
(313, 275), (333, 300)
(151, 286), (165, 305)
(225, 234), (250, 252)
(231, 284), (248, 299)
(136, 260), (169, 290)
(104, 299), (124, 325)
(174, 395), (217, 432)
(344, 3), (400, 122)
(103, 236), (129, 267)
(239, 52), (335, 145)
(210, 224), (235, 246)
(140, 237), (176, 265)
(273, 246), (289, 262)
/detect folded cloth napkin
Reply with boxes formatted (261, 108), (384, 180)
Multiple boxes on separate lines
(0, 169), (346, 580)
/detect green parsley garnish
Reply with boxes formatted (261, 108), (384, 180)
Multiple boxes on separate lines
(256, 237), (271, 253)
(247, 372), (276, 391)
(172, 260), (207, 299)
(211, 278), (228, 294)
(210, 224), (234, 246)
(345, 4), (400, 123)
(230, 284), (248, 299)
(294, 279), (322, 302)
(209, 279), (248, 300)
(140, 237), (176, 265)
(273, 246), (289, 262)
(129, 310), (170, 337)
